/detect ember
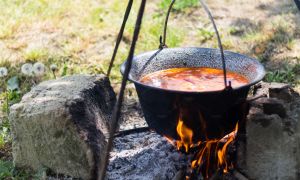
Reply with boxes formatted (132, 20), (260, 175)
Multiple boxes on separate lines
(166, 113), (239, 179)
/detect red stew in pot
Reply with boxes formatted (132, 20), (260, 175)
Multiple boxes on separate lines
(139, 67), (248, 92)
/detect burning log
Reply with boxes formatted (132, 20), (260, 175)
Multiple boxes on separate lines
(164, 106), (241, 180)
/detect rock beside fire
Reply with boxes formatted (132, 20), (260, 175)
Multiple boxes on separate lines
(244, 82), (300, 180)
(259, 97), (286, 118)
(9, 75), (116, 179)
(268, 82), (296, 102)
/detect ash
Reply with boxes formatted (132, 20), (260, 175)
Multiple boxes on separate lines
(107, 98), (188, 180)
(107, 132), (188, 180)
(119, 97), (147, 131)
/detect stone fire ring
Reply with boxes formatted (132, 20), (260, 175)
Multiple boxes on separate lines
(9, 75), (300, 180)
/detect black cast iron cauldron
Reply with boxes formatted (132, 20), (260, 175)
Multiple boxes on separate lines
(121, 47), (265, 142)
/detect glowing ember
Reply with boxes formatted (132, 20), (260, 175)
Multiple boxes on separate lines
(166, 113), (239, 179)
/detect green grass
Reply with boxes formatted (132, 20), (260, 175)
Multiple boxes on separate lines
(265, 70), (295, 83)
(0, 0), (300, 178)
(228, 26), (244, 36)
(159, 0), (199, 11)
(270, 25), (294, 47)
(0, 160), (47, 179)
(23, 49), (49, 62)
(241, 18), (296, 63)
(0, 160), (14, 179)
(242, 31), (267, 43)
(0, 127), (10, 149)
(264, 65), (299, 84)
(197, 28), (214, 43)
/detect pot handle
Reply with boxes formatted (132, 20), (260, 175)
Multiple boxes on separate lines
(160, 0), (230, 89)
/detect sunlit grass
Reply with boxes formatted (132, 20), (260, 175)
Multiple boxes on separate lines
(23, 48), (49, 62)
(264, 64), (299, 84)
(159, 0), (199, 11)
(0, 0), (300, 179)
(0, 0), (299, 84)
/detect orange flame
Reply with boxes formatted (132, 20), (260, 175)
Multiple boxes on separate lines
(217, 123), (238, 173)
(176, 118), (193, 152)
(165, 112), (239, 179)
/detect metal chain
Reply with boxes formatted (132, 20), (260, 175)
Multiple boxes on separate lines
(159, 0), (230, 89)
(99, 0), (147, 179)
(159, 0), (176, 49)
(199, 0), (229, 89)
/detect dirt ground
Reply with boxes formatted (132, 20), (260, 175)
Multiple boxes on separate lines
(1, 0), (299, 73)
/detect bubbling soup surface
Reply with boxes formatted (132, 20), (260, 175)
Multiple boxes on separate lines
(139, 67), (249, 92)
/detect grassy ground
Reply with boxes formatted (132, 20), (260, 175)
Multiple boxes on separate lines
(0, 0), (300, 178)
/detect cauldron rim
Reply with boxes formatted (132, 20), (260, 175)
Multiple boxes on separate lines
(121, 47), (265, 94)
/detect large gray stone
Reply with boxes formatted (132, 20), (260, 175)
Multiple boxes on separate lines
(247, 113), (298, 180)
(244, 83), (300, 180)
(268, 82), (297, 102)
(9, 75), (116, 179)
(260, 97), (286, 118)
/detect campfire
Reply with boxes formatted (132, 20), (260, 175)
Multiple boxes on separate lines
(105, 82), (300, 180)
(102, 0), (265, 179)
(166, 109), (240, 179)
